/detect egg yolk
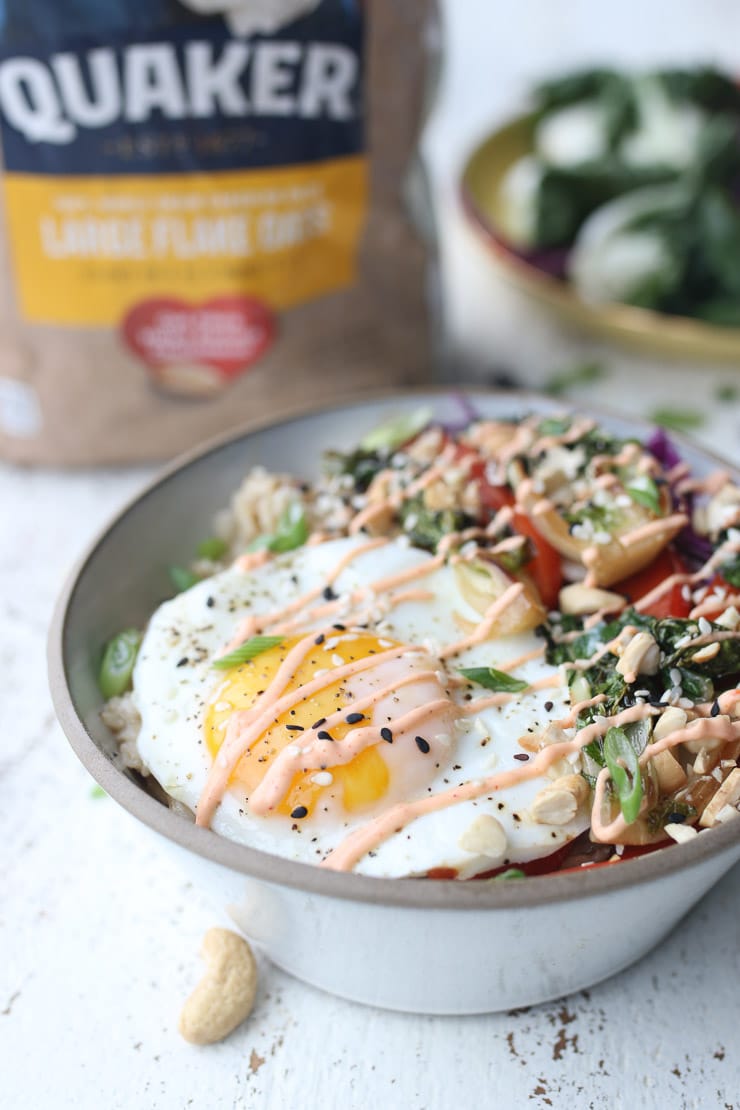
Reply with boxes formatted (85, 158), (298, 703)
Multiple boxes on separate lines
(204, 633), (396, 819)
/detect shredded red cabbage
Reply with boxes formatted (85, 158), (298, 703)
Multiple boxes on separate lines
(646, 427), (683, 470)
(440, 392), (481, 435)
(507, 243), (571, 281)
(647, 428), (713, 565)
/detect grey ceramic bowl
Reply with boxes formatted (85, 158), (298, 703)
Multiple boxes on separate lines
(49, 390), (740, 1014)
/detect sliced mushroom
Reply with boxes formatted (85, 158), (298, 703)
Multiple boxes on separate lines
(514, 482), (682, 587)
(453, 558), (546, 636)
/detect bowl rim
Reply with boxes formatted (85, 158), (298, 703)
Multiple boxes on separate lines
(459, 112), (740, 357)
(48, 386), (740, 910)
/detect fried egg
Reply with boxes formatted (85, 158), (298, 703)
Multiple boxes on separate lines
(132, 536), (588, 878)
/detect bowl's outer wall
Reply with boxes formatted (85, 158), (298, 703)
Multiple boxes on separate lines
(159, 827), (740, 1014)
(57, 392), (740, 1012)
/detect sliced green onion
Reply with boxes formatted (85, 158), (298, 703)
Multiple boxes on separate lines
(492, 868), (526, 881)
(245, 534), (273, 553)
(536, 416), (572, 437)
(245, 503), (308, 555)
(603, 725), (643, 825)
(359, 406), (432, 453)
(649, 407), (705, 433)
(212, 635), (284, 670)
(169, 565), (199, 593)
(98, 628), (142, 699)
(544, 360), (605, 396)
(569, 674), (591, 704)
(196, 536), (228, 560)
(269, 503), (308, 553)
(458, 667), (528, 694)
(625, 475), (661, 515)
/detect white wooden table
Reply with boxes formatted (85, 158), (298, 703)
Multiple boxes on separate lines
(5, 4), (740, 1104)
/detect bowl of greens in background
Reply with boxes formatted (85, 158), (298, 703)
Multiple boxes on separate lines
(461, 65), (740, 361)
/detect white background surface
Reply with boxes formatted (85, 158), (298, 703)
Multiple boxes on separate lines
(3, 3), (740, 1108)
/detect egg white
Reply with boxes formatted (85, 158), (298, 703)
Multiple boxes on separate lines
(131, 536), (588, 877)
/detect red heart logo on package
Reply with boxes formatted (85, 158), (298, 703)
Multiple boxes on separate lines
(121, 296), (275, 398)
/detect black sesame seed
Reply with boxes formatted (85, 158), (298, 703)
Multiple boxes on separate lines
(380, 727), (393, 743)
(176, 657), (189, 667)
(290, 805), (308, 819)
(667, 812), (687, 824)
(415, 735), (430, 754)
(317, 730), (334, 741)
(346, 712), (365, 724)
(323, 585), (338, 601)
(206, 596), (215, 608)
(333, 623), (346, 631)
(311, 718), (327, 729)
(513, 753), (529, 761)
(286, 724), (305, 732)
(710, 699), (720, 718)
(544, 700), (554, 712)
(314, 633), (326, 645)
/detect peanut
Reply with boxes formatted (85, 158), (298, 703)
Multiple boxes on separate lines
(558, 583), (626, 616)
(458, 814), (508, 860)
(179, 928), (257, 1045)
(664, 822), (698, 845)
(529, 774), (589, 826)
(716, 606), (740, 631)
(691, 642), (721, 664)
(653, 707), (687, 742)
(699, 768), (740, 828)
(615, 631), (660, 681)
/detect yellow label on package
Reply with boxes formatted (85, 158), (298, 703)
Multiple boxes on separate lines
(3, 156), (366, 326)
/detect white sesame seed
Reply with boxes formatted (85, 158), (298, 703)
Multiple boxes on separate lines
(311, 771), (333, 787)
(699, 617), (712, 635)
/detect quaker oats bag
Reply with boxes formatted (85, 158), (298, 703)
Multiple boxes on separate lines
(0, 0), (433, 464)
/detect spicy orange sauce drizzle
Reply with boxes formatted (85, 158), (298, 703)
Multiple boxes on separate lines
(196, 417), (740, 872)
